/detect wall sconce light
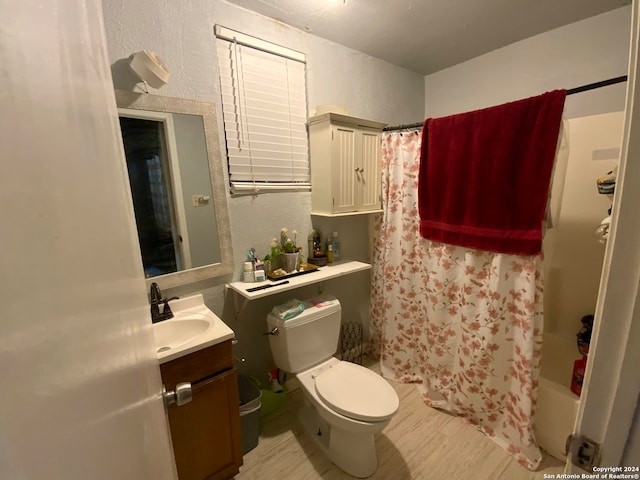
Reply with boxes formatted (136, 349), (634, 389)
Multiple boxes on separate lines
(128, 50), (170, 89)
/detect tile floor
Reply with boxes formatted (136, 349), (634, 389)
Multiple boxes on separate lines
(234, 359), (564, 480)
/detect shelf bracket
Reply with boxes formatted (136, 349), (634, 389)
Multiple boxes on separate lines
(224, 285), (249, 320)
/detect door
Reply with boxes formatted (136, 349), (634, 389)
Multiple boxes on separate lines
(166, 370), (242, 480)
(565, 0), (640, 472)
(332, 125), (358, 213)
(0, 1), (177, 479)
(118, 108), (193, 275)
(358, 130), (383, 211)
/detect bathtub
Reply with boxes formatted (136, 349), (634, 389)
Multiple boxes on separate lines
(534, 333), (581, 461)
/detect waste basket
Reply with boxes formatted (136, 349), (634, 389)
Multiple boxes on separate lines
(238, 375), (262, 454)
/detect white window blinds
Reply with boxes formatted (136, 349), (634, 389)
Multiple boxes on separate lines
(215, 25), (310, 193)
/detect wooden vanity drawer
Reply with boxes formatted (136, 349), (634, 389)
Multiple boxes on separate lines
(160, 340), (233, 389)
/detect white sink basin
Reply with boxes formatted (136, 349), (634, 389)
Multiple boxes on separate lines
(154, 317), (210, 353)
(150, 294), (235, 363)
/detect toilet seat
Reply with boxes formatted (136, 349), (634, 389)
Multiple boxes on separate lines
(313, 361), (399, 422)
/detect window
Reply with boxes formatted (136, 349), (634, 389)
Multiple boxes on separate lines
(215, 25), (310, 193)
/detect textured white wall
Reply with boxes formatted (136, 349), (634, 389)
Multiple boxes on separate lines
(424, 7), (632, 119)
(102, 0), (425, 377)
(103, 1), (424, 123)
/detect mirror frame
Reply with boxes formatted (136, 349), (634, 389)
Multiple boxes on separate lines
(115, 90), (234, 288)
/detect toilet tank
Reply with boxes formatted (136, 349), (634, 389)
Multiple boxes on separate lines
(266, 295), (341, 373)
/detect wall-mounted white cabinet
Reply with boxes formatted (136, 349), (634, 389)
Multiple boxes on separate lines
(308, 113), (386, 216)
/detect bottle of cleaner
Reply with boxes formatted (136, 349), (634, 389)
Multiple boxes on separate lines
(570, 315), (594, 396)
(331, 231), (341, 261)
(326, 244), (334, 264)
(570, 352), (587, 396)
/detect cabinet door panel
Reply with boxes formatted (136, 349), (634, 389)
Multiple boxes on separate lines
(309, 114), (384, 215)
(167, 368), (242, 480)
(332, 127), (357, 212)
(358, 131), (382, 211)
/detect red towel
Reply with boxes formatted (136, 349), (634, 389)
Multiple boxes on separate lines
(418, 90), (566, 255)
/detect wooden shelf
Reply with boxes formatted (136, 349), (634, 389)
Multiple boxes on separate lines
(226, 260), (371, 300)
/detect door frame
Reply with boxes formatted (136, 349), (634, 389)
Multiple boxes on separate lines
(566, 0), (640, 471)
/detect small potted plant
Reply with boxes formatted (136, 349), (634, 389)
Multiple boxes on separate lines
(278, 227), (301, 272)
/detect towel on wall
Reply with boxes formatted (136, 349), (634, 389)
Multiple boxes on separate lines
(418, 90), (566, 255)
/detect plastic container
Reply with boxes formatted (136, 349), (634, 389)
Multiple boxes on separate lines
(250, 374), (287, 418)
(259, 388), (287, 417)
(238, 375), (262, 454)
(243, 261), (254, 283)
(331, 232), (341, 261)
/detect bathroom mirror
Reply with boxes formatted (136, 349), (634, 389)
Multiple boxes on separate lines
(115, 90), (233, 289)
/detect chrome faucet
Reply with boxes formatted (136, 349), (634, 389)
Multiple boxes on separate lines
(150, 282), (178, 323)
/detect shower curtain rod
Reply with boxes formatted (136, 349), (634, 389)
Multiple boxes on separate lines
(382, 75), (629, 132)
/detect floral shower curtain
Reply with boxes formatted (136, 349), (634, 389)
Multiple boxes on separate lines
(370, 131), (544, 469)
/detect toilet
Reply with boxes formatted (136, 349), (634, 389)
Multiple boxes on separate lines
(266, 295), (399, 478)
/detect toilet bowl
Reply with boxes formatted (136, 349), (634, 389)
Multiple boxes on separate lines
(297, 357), (398, 477)
(266, 296), (399, 478)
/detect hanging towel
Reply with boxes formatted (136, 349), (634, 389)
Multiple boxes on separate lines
(418, 90), (566, 255)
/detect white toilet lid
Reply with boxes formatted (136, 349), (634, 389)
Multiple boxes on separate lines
(314, 362), (399, 422)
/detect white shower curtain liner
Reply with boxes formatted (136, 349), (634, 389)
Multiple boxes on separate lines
(370, 131), (544, 469)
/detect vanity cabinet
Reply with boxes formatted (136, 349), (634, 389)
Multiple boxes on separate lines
(160, 339), (242, 480)
(308, 113), (386, 215)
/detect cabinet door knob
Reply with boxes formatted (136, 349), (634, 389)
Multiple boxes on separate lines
(163, 382), (192, 407)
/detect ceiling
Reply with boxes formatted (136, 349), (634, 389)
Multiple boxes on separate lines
(225, 0), (630, 75)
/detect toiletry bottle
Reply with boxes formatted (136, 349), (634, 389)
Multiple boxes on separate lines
(243, 261), (254, 282)
(311, 229), (322, 258)
(331, 231), (341, 261)
(308, 229), (317, 259)
(570, 353), (587, 396)
(327, 244), (334, 264)
(571, 315), (593, 396)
